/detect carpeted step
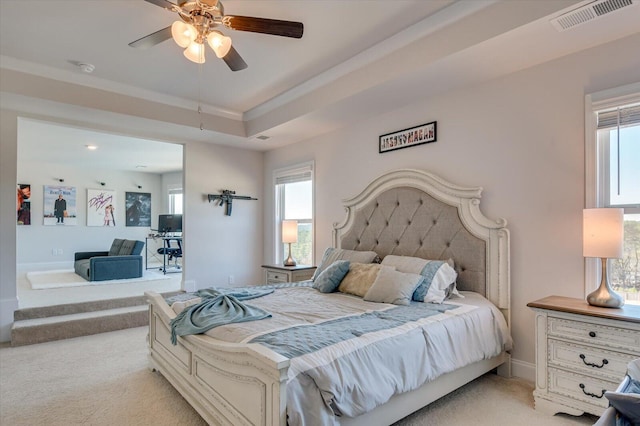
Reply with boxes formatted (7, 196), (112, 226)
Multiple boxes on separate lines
(14, 291), (183, 321)
(11, 305), (150, 347)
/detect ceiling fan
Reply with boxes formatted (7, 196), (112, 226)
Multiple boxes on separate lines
(129, 0), (304, 71)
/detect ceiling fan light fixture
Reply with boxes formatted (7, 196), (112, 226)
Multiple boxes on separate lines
(184, 41), (206, 64)
(171, 21), (197, 48)
(207, 30), (232, 58)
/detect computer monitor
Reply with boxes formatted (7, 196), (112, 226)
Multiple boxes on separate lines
(158, 214), (182, 234)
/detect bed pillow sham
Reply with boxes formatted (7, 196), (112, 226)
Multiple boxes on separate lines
(381, 255), (458, 303)
(604, 377), (640, 426)
(312, 248), (379, 281)
(364, 267), (424, 306)
(338, 263), (387, 297)
(312, 260), (351, 293)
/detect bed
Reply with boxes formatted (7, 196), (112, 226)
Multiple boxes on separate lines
(145, 168), (512, 426)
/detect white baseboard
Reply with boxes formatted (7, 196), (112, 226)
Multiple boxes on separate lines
(510, 358), (535, 383)
(0, 297), (19, 343)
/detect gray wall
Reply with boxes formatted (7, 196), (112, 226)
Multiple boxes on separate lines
(263, 33), (640, 381)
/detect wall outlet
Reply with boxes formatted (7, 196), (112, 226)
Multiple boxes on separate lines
(51, 249), (63, 256)
(228, 275), (234, 285)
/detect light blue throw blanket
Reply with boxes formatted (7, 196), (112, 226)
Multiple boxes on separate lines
(170, 288), (273, 345)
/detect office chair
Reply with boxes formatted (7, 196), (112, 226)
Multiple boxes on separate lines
(157, 239), (182, 270)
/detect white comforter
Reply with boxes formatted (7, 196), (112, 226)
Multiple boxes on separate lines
(171, 287), (512, 425)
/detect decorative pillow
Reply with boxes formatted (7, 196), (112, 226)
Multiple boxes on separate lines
(338, 263), (387, 297)
(364, 267), (424, 306)
(605, 377), (640, 426)
(108, 239), (125, 256)
(312, 248), (379, 281)
(381, 255), (458, 303)
(312, 260), (351, 293)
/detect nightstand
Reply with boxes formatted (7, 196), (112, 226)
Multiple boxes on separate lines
(261, 264), (317, 284)
(527, 296), (640, 417)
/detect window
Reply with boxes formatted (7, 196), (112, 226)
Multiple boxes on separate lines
(274, 162), (314, 266)
(169, 187), (183, 215)
(587, 84), (640, 305)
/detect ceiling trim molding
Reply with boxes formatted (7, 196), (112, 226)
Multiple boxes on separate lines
(0, 55), (243, 120)
(243, 0), (495, 122)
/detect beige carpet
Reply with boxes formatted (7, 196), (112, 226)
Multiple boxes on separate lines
(0, 327), (598, 426)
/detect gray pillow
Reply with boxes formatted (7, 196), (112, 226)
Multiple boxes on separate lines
(364, 267), (424, 306)
(108, 239), (125, 256)
(312, 260), (350, 293)
(312, 248), (378, 281)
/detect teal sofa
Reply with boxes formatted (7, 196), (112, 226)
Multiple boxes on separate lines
(74, 239), (144, 281)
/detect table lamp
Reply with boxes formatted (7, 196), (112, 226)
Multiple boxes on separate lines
(282, 220), (298, 266)
(583, 208), (624, 308)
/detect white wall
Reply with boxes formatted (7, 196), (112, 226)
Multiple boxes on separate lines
(16, 162), (164, 268)
(263, 33), (640, 379)
(182, 141), (264, 290)
(0, 110), (19, 341)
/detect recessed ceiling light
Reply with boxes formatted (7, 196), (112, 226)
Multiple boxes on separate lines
(255, 135), (270, 140)
(135, 165), (147, 169)
(85, 144), (98, 150)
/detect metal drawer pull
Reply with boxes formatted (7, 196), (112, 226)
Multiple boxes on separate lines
(579, 354), (608, 368)
(579, 383), (605, 399)
(588, 331), (597, 338)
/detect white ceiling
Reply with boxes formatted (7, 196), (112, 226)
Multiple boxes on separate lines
(2, 0), (640, 166)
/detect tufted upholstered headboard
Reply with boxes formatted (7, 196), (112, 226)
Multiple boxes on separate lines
(333, 169), (510, 325)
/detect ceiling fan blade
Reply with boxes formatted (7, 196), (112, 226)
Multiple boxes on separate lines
(144, 0), (179, 11)
(224, 16), (303, 39)
(222, 46), (248, 71)
(129, 26), (173, 49)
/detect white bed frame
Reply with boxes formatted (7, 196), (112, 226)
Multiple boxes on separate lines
(145, 169), (511, 426)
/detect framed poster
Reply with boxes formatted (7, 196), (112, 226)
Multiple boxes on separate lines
(17, 184), (31, 225)
(87, 189), (116, 226)
(44, 185), (77, 226)
(125, 192), (151, 227)
(379, 121), (437, 153)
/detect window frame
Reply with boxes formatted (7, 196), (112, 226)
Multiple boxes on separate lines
(273, 161), (315, 265)
(585, 82), (640, 298)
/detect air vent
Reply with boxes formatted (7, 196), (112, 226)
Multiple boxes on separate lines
(550, 0), (634, 31)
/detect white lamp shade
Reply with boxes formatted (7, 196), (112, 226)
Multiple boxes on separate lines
(282, 220), (298, 244)
(183, 41), (206, 64)
(207, 31), (232, 58)
(171, 21), (197, 48)
(583, 208), (624, 258)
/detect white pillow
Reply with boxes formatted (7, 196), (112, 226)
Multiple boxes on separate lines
(364, 267), (423, 306)
(381, 255), (458, 303)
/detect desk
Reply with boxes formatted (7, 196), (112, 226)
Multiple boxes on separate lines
(145, 236), (182, 274)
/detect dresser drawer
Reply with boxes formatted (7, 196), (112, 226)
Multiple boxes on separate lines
(266, 270), (289, 283)
(547, 338), (632, 382)
(548, 367), (618, 412)
(548, 316), (640, 353)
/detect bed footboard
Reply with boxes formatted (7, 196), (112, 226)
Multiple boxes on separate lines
(145, 291), (290, 426)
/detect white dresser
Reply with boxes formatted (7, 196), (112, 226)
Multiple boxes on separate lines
(528, 296), (640, 417)
(261, 264), (316, 284)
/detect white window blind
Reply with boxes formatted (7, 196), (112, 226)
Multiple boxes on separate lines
(597, 103), (640, 129)
(274, 166), (312, 185)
